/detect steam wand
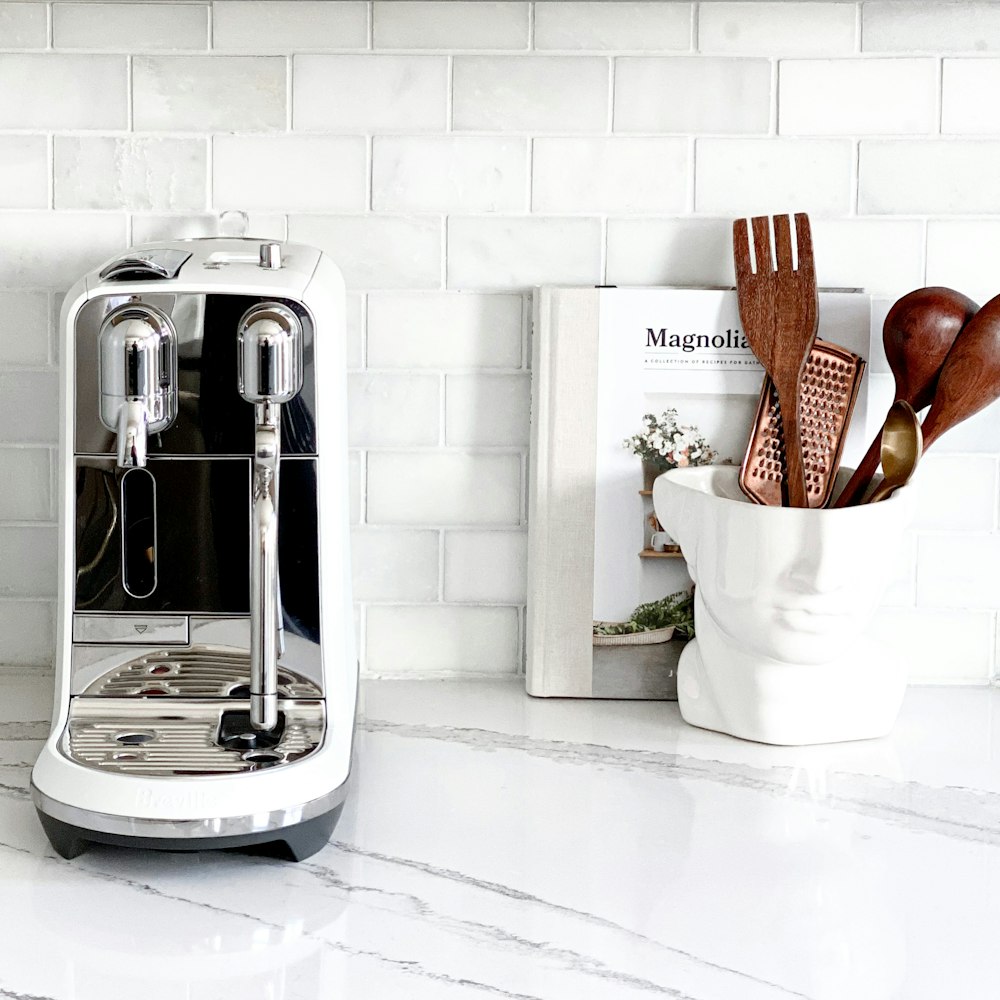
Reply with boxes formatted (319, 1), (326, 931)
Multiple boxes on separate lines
(238, 303), (303, 732)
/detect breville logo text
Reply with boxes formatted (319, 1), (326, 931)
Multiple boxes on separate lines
(646, 328), (750, 352)
(136, 788), (209, 812)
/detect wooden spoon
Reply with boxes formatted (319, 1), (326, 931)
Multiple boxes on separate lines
(921, 291), (1000, 450)
(866, 401), (922, 504)
(834, 286), (978, 507)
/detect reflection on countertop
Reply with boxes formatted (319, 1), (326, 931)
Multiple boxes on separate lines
(1, 672), (999, 1000)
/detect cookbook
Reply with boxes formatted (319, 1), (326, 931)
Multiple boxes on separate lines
(526, 286), (873, 699)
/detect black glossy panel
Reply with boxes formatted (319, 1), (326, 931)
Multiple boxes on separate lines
(75, 459), (251, 614)
(75, 457), (320, 631)
(278, 459), (321, 644)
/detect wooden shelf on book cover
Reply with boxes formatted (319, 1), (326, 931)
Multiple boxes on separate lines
(639, 549), (684, 559)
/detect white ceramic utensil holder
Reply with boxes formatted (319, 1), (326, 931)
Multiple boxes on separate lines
(653, 466), (914, 746)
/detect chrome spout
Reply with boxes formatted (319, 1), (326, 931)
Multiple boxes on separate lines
(99, 303), (177, 469)
(238, 303), (303, 732)
(116, 398), (149, 468)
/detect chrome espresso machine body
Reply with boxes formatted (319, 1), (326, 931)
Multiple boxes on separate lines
(31, 238), (357, 861)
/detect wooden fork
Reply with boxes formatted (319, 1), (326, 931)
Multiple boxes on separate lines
(732, 213), (819, 508)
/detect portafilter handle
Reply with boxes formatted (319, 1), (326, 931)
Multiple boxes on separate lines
(237, 302), (303, 733)
(98, 303), (177, 469)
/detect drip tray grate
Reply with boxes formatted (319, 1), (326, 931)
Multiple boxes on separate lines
(82, 646), (322, 699)
(64, 698), (324, 776)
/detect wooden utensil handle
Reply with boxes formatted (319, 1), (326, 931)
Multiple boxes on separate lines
(832, 433), (882, 508)
(777, 385), (808, 508)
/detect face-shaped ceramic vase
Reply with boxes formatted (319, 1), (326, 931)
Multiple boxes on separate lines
(653, 467), (914, 745)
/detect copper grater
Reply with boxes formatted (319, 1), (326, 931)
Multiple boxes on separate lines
(740, 339), (866, 508)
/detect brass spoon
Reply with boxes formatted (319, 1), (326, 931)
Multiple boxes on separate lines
(865, 400), (922, 504)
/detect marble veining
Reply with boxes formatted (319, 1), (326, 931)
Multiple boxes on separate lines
(1, 675), (1000, 999)
(362, 718), (1000, 846)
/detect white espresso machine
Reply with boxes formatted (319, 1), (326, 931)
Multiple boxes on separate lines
(30, 238), (357, 861)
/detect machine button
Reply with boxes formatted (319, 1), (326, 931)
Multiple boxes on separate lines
(258, 242), (282, 269)
(73, 615), (189, 645)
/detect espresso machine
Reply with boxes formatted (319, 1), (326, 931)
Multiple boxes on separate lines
(30, 238), (357, 861)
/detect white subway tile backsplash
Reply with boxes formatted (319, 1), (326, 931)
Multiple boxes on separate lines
(0, 3), (47, 49)
(0, 137), (47, 210)
(447, 216), (601, 289)
(346, 293), (364, 369)
(133, 56), (286, 131)
(366, 605), (519, 674)
(699, 3), (856, 56)
(866, 607), (993, 684)
(348, 373), (441, 447)
(443, 530), (527, 603)
(808, 219), (925, 294)
(912, 457), (996, 532)
(922, 399), (1000, 456)
(294, 55), (448, 132)
(863, 2), (1000, 54)
(917, 534), (1000, 610)
(615, 57), (771, 134)
(453, 55), (609, 132)
(288, 215), (442, 290)
(351, 529), (440, 602)
(372, 137), (527, 213)
(606, 217), (734, 286)
(349, 451), (363, 525)
(926, 221), (1000, 306)
(130, 214), (218, 244)
(445, 374), (529, 446)
(0, 213), (125, 289)
(367, 292), (523, 369)
(942, 60), (1000, 135)
(780, 59), (937, 136)
(214, 136), (366, 212)
(0, 601), (54, 668)
(860, 141), (1000, 215)
(0, 293), (49, 366)
(695, 138), (853, 216)
(0, 449), (50, 521)
(533, 2), (691, 52)
(0, 527), (56, 598)
(374, 2), (529, 51)
(55, 137), (206, 212)
(532, 138), (688, 214)
(868, 298), (893, 375)
(213, 2), (367, 53)
(0, 373), (58, 445)
(0, 55), (126, 129)
(367, 452), (521, 525)
(53, 3), (208, 51)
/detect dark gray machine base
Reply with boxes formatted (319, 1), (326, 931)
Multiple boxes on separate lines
(37, 803), (343, 863)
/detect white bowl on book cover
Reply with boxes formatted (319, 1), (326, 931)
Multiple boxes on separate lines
(652, 466), (914, 746)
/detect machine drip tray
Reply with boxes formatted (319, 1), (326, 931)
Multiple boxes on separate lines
(63, 698), (324, 776)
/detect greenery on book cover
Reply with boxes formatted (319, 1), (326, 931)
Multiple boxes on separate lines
(593, 589), (695, 639)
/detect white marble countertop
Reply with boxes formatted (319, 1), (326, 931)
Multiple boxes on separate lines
(1, 673), (999, 1000)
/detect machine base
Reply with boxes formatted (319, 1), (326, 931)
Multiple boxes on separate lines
(37, 803), (343, 863)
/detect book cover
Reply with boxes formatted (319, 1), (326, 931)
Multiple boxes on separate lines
(527, 286), (872, 699)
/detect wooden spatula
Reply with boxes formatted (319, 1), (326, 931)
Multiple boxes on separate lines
(733, 213), (819, 507)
